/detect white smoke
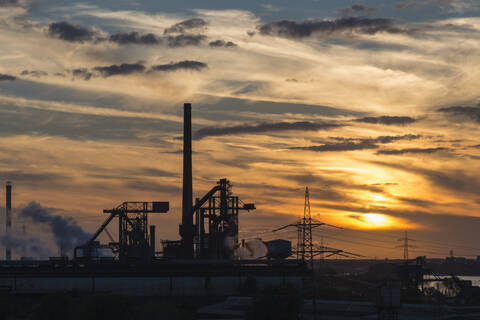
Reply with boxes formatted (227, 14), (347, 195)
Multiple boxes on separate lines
(235, 238), (268, 260)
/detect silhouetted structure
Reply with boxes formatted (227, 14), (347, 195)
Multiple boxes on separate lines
(74, 201), (169, 263)
(192, 178), (255, 259)
(180, 102), (194, 259)
(174, 103), (256, 260)
(272, 187), (354, 262)
(0, 102), (305, 297)
(397, 231), (416, 260)
(5, 181), (12, 260)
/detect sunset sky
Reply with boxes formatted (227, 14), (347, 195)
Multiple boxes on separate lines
(1, 0), (480, 259)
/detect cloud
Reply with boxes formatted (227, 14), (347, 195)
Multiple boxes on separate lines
(376, 147), (448, 155)
(371, 161), (480, 196)
(47, 21), (96, 42)
(21, 70), (48, 77)
(371, 134), (421, 143)
(163, 18), (208, 34)
(0, 0), (18, 6)
(109, 32), (162, 45)
(194, 121), (342, 140)
(167, 34), (206, 47)
(395, 0), (479, 12)
(93, 63), (146, 77)
(354, 116), (417, 125)
(150, 60), (207, 72)
(293, 134), (421, 152)
(0, 170), (69, 185)
(338, 4), (378, 15)
(258, 17), (413, 39)
(0, 74), (16, 81)
(293, 140), (377, 152)
(124, 180), (181, 193)
(209, 40), (237, 48)
(71, 68), (93, 80)
(437, 105), (480, 123)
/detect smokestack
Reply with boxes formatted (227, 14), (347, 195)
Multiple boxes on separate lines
(181, 103), (193, 258)
(5, 181), (11, 261)
(150, 225), (156, 257)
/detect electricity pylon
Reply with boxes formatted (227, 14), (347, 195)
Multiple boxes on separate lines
(397, 230), (416, 260)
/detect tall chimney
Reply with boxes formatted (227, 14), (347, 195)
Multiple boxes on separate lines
(181, 103), (193, 258)
(5, 181), (12, 261)
(150, 225), (156, 258)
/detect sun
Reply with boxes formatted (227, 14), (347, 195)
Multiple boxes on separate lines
(370, 193), (388, 202)
(361, 213), (389, 227)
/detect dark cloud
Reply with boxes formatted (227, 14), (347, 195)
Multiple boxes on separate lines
(109, 32), (162, 45)
(437, 105), (480, 123)
(0, 0), (18, 6)
(0, 74), (16, 81)
(376, 147), (448, 155)
(163, 18), (208, 34)
(338, 4), (377, 15)
(48, 21), (95, 42)
(292, 134), (421, 152)
(194, 121), (343, 140)
(258, 17), (412, 39)
(150, 60), (207, 72)
(371, 134), (421, 143)
(21, 70), (48, 77)
(0, 170), (69, 185)
(354, 115), (417, 125)
(167, 34), (206, 47)
(397, 196), (437, 208)
(93, 63), (146, 77)
(71, 68), (92, 80)
(209, 40), (237, 47)
(293, 140), (378, 152)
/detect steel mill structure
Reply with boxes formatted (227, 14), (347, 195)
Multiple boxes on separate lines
(0, 103), (306, 296)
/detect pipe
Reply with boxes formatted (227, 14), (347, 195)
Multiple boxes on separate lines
(6, 181), (11, 261)
(181, 103), (193, 258)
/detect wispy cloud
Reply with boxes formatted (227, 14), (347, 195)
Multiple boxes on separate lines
(292, 135), (422, 152)
(354, 116), (417, 125)
(194, 121), (342, 140)
(376, 147), (448, 155)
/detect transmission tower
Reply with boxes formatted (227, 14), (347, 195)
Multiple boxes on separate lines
(301, 187), (314, 264)
(397, 231), (416, 260)
(274, 187), (356, 262)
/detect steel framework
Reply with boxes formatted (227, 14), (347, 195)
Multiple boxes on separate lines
(191, 178), (255, 259)
(74, 201), (169, 262)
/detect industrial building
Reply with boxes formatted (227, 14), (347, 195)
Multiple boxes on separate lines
(0, 103), (305, 296)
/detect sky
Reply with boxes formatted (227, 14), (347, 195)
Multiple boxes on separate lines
(0, 0), (480, 259)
